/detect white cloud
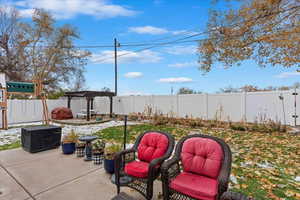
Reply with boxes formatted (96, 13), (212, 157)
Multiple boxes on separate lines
(124, 72), (143, 78)
(158, 77), (193, 83)
(168, 61), (198, 68)
(171, 30), (199, 35)
(275, 71), (300, 78)
(9, 0), (137, 19)
(90, 50), (162, 64)
(129, 26), (168, 35)
(128, 26), (199, 36)
(164, 45), (197, 55)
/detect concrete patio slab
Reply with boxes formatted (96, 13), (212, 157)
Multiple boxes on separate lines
(0, 148), (163, 200)
(0, 148), (59, 167)
(34, 169), (113, 200)
(0, 167), (31, 200)
(5, 149), (100, 195)
(35, 169), (162, 200)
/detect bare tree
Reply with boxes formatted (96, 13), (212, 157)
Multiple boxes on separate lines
(177, 87), (202, 94)
(219, 85), (239, 93)
(0, 7), (28, 81)
(0, 8), (91, 90)
(240, 85), (259, 92)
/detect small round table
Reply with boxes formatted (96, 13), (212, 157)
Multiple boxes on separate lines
(79, 136), (97, 161)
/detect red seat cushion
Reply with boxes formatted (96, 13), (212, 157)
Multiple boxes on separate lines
(170, 172), (218, 200)
(125, 161), (149, 178)
(181, 137), (223, 178)
(137, 132), (169, 163)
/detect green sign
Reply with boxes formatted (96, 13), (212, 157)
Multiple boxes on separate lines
(7, 82), (35, 93)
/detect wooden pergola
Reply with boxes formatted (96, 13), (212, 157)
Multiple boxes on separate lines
(64, 91), (115, 121)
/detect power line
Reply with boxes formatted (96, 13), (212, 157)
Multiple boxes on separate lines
(12, 5), (297, 62)
(92, 38), (204, 64)
(81, 5), (300, 49)
(120, 27), (202, 45)
(92, 6), (300, 63)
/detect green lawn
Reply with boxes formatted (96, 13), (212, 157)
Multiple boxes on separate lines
(0, 141), (21, 151)
(95, 124), (300, 200)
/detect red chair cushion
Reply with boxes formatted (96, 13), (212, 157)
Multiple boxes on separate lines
(181, 137), (223, 178)
(137, 132), (169, 162)
(170, 172), (218, 200)
(125, 161), (149, 178)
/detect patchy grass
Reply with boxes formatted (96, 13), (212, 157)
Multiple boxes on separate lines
(94, 123), (189, 143)
(0, 141), (21, 151)
(96, 124), (300, 200)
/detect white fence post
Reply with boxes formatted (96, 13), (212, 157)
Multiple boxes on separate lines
(241, 92), (247, 122)
(205, 93), (209, 120)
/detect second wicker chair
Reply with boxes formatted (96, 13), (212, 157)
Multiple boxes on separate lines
(161, 134), (232, 200)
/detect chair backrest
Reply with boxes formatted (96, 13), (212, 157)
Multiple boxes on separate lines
(180, 137), (223, 179)
(137, 132), (169, 163)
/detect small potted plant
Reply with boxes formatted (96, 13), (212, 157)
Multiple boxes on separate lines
(92, 139), (106, 164)
(62, 129), (79, 154)
(104, 143), (122, 174)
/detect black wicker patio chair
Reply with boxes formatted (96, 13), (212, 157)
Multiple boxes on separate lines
(161, 134), (232, 200)
(114, 131), (175, 200)
(221, 191), (254, 200)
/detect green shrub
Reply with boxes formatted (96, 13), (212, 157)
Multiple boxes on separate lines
(230, 124), (247, 131)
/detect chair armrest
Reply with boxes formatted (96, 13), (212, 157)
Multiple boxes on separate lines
(161, 157), (181, 182)
(160, 157), (181, 199)
(114, 148), (136, 163)
(149, 156), (167, 169)
(148, 156), (168, 178)
(221, 191), (254, 200)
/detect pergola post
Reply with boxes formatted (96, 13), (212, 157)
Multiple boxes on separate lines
(91, 98), (94, 110)
(67, 96), (72, 109)
(109, 96), (113, 118)
(86, 97), (91, 121)
(64, 91), (115, 121)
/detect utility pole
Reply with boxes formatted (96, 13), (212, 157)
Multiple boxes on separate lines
(114, 38), (120, 96)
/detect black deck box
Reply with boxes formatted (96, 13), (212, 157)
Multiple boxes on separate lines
(21, 125), (62, 153)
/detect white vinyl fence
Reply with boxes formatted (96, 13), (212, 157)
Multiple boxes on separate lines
(1, 90), (298, 125)
(1, 99), (85, 125)
(95, 90), (297, 126)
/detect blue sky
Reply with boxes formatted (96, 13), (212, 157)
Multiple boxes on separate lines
(4, 0), (300, 95)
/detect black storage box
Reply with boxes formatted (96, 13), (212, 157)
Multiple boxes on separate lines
(21, 125), (62, 153)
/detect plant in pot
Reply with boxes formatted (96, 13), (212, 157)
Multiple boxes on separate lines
(62, 130), (79, 154)
(104, 143), (122, 174)
(92, 139), (106, 164)
(92, 139), (106, 154)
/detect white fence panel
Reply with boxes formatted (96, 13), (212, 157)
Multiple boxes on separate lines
(115, 96), (135, 115)
(94, 97), (110, 114)
(0, 90), (298, 126)
(152, 95), (178, 116)
(132, 96), (153, 114)
(207, 93), (243, 122)
(177, 94), (207, 118)
(246, 90), (292, 125)
(4, 99), (84, 125)
(7, 100), (43, 124)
